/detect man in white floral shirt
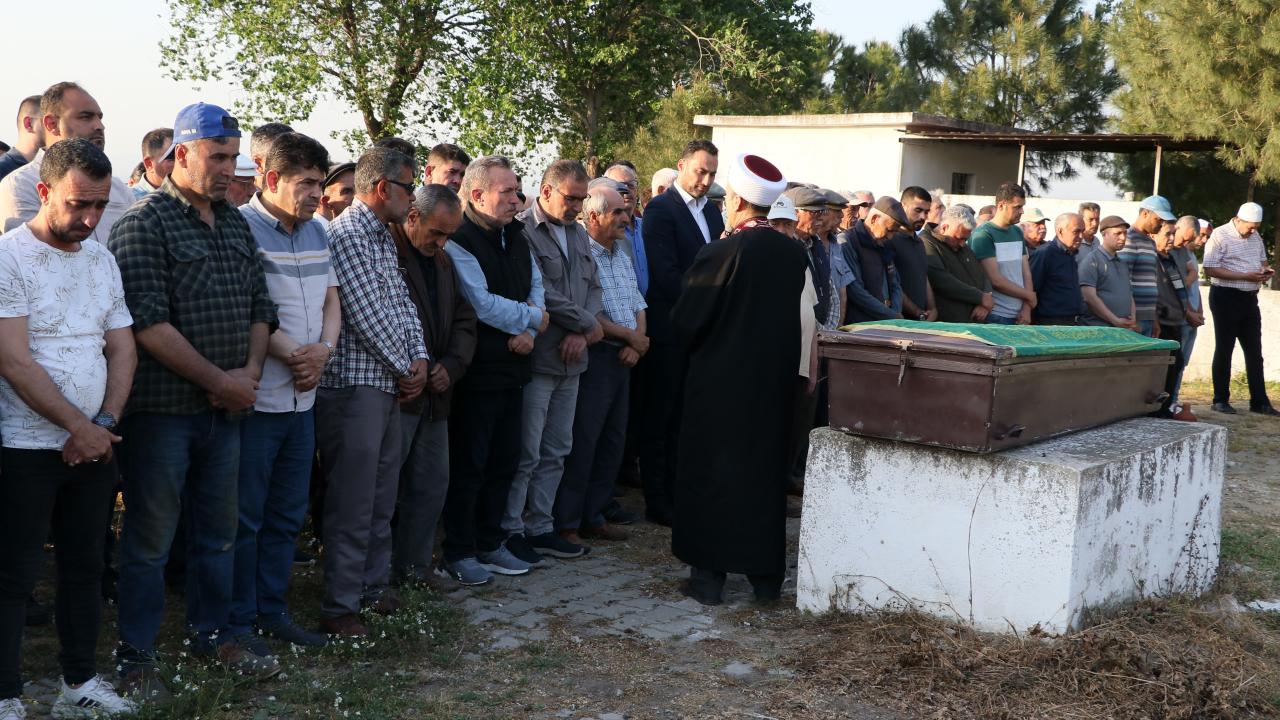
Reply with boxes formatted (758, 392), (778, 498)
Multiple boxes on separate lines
(0, 138), (137, 719)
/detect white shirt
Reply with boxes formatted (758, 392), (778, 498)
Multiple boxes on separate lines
(0, 149), (137, 241)
(0, 226), (133, 449)
(673, 181), (711, 243)
(799, 268), (817, 378)
(1203, 221), (1268, 292)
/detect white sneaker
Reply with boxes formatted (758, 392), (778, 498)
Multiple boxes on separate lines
(0, 698), (26, 720)
(51, 676), (137, 718)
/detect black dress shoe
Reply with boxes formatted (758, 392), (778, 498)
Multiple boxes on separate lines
(1250, 405), (1280, 417)
(1211, 402), (1237, 414)
(681, 579), (723, 606)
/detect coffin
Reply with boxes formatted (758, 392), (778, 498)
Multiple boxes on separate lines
(819, 321), (1181, 453)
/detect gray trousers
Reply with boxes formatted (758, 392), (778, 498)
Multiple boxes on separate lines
(393, 413), (449, 577)
(316, 386), (402, 617)
(503, 372), (579, 537)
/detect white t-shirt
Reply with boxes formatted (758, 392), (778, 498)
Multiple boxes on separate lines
(0, 226), (133, 449)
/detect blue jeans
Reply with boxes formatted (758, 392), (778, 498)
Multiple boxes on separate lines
(1137, 318), (1157, 338)
(229, 409), (314, 636)
(116, 412), (241, 672)
(987, 314), (1018, 325)
(1172, 325), (1198, 404)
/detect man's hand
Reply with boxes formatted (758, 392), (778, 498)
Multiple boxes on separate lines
(286, 342), (329, 390)
(1115, 317), (1138, 331)
(428, 362), (451, 394)
(397, 359), (429, 402)
(584, 322), (604, 345)
(529, 303), (550, 333)
(63, 419), (121, 466)
(1186, 309), (1205, 328)
(1025, 291), (1038, 310)
(980, 292), (994, 310)
(560, 333), (588, 364)
(618, 346), (640, 368)
(508, 332), (535, 355)
(924, 308), (938, 322)
(628, 330), (650, 356)
(208, 368), (258, 411)
(970, 305), (990, 322)
(1016, 305), (1032, 325)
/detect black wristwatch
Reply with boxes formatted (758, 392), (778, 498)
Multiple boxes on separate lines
(92, 411), (117, 430)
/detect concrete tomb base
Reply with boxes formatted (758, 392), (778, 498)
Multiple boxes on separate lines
(797, 419), (1226, 634)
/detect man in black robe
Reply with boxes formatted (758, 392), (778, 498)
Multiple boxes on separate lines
(670, 153), (808, 606)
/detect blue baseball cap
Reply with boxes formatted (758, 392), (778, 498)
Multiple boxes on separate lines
(1139, 195), (1176, 221)
(163, 102), (241, 158)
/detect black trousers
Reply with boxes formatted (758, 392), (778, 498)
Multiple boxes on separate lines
(1158, 323), (1188, 415)
(1209, 286), (1272, 408)
(442, 385), (523, 562)
(0, 448), (116, 698)
(789, 377), (819, 483)
(638, 341), (685, 515)
(556, 344), (630, 531)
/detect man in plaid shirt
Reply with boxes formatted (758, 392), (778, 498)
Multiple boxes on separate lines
(108, 103), (279, 691)
(315, 146), (428, 637)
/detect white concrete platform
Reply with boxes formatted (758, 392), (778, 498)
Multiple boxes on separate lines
(797, 419), (1227, 634)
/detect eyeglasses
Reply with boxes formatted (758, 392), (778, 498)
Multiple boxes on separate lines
(554, 186), (589, 203)
(384, 178), (416, 195)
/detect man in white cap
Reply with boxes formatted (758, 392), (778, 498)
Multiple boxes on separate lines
(225, 153), (257, 207)
(768, 195), (798, 239)
(1019, 207), (1048, 249)
(1196, 219), (1211, 250)
(670, 153), (807, 607)
(1203, 202), (1278, 415)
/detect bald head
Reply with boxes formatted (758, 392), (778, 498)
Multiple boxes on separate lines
(1174, 215), (1199, 247)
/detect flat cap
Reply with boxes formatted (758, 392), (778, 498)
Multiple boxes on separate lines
(871, 195), (910, 228)
(323, 161), (356, 188)
(820, 189), (848, 208)
(1099, 215), (1130, 231)
(783, 186), (827, 211)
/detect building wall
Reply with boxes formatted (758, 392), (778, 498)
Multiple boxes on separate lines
(899, 141), (1020, 196)
(944, 194), (1145, 225)
(706, 124), (906, 193)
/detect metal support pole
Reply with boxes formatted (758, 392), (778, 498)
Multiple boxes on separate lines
(1153, 144), (1163, 196)
(1016, 143), (1026, 186)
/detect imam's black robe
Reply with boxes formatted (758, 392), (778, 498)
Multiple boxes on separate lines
(669, 223), (808, 576)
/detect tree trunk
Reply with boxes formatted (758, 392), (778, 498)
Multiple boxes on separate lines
(584, 136), (599, 177)
(1272, 196), (1279, 290)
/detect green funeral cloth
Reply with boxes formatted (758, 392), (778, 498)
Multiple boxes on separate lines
(839, 320), (1182, 357)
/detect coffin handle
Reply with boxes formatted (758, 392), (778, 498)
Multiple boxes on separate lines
(1145, 391), (1170, 405)
(991, 424), (1026, 440)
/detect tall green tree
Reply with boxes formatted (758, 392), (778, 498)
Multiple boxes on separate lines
(160, 0), (483, 151)
(829, 41), (931, 113)
(1111, 0), (1280, 282)
(452, 0), (815, 173)
(900, 0), (1121, 186)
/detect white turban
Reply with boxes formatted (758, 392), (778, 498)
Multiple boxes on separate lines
(726, 153), (787, 208)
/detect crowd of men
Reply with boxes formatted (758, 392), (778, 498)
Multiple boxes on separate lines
(0, 81), (1274, 718)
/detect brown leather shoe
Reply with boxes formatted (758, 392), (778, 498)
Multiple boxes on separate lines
(319, 613), (369, 637)
(558, 529), (586, 546)
(364, 588), (402, 616)
(580, 522), (628, 541)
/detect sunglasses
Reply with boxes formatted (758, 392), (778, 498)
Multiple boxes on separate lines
(384, 178), (416, 195)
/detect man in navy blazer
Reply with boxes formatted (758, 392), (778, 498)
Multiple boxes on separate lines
(639, 139), (724, 526)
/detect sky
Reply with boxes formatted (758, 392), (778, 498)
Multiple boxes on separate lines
(3, 0), (1111, 199)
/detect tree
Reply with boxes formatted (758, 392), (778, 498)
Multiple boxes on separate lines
(160, 0), (483, 151)
(610, 80), (727, 190)
(829, 41), (930, 113)
(453, 0), (815, 174)
(1111, 0), (1280, 283)
(900, 0), (1122, 187)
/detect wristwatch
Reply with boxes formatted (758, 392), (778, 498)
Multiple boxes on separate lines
(322, 341), (335, 357)
(92, 411), (117, 430)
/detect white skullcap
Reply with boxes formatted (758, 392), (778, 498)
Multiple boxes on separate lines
(726, 153), (787, 208)
(234, 153), (256, 177)
(1237, 202), (1264, 223)
(1198, 218), (1210, 230)
(767, 195), (797, 222)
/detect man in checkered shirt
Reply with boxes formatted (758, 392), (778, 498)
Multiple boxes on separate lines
(315, 146), (429, 637)
(1203, 201), (1278, 416)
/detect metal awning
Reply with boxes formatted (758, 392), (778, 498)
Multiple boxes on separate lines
(902, 131), (1224, 194)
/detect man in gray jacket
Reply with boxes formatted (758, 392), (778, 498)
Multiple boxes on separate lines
(504, 160), (603, 563)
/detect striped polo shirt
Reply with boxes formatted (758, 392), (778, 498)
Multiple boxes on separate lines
(1118, 228), (1158, 322)
(1203, 221), (1268, 292)
(241, 193), (339, 412)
